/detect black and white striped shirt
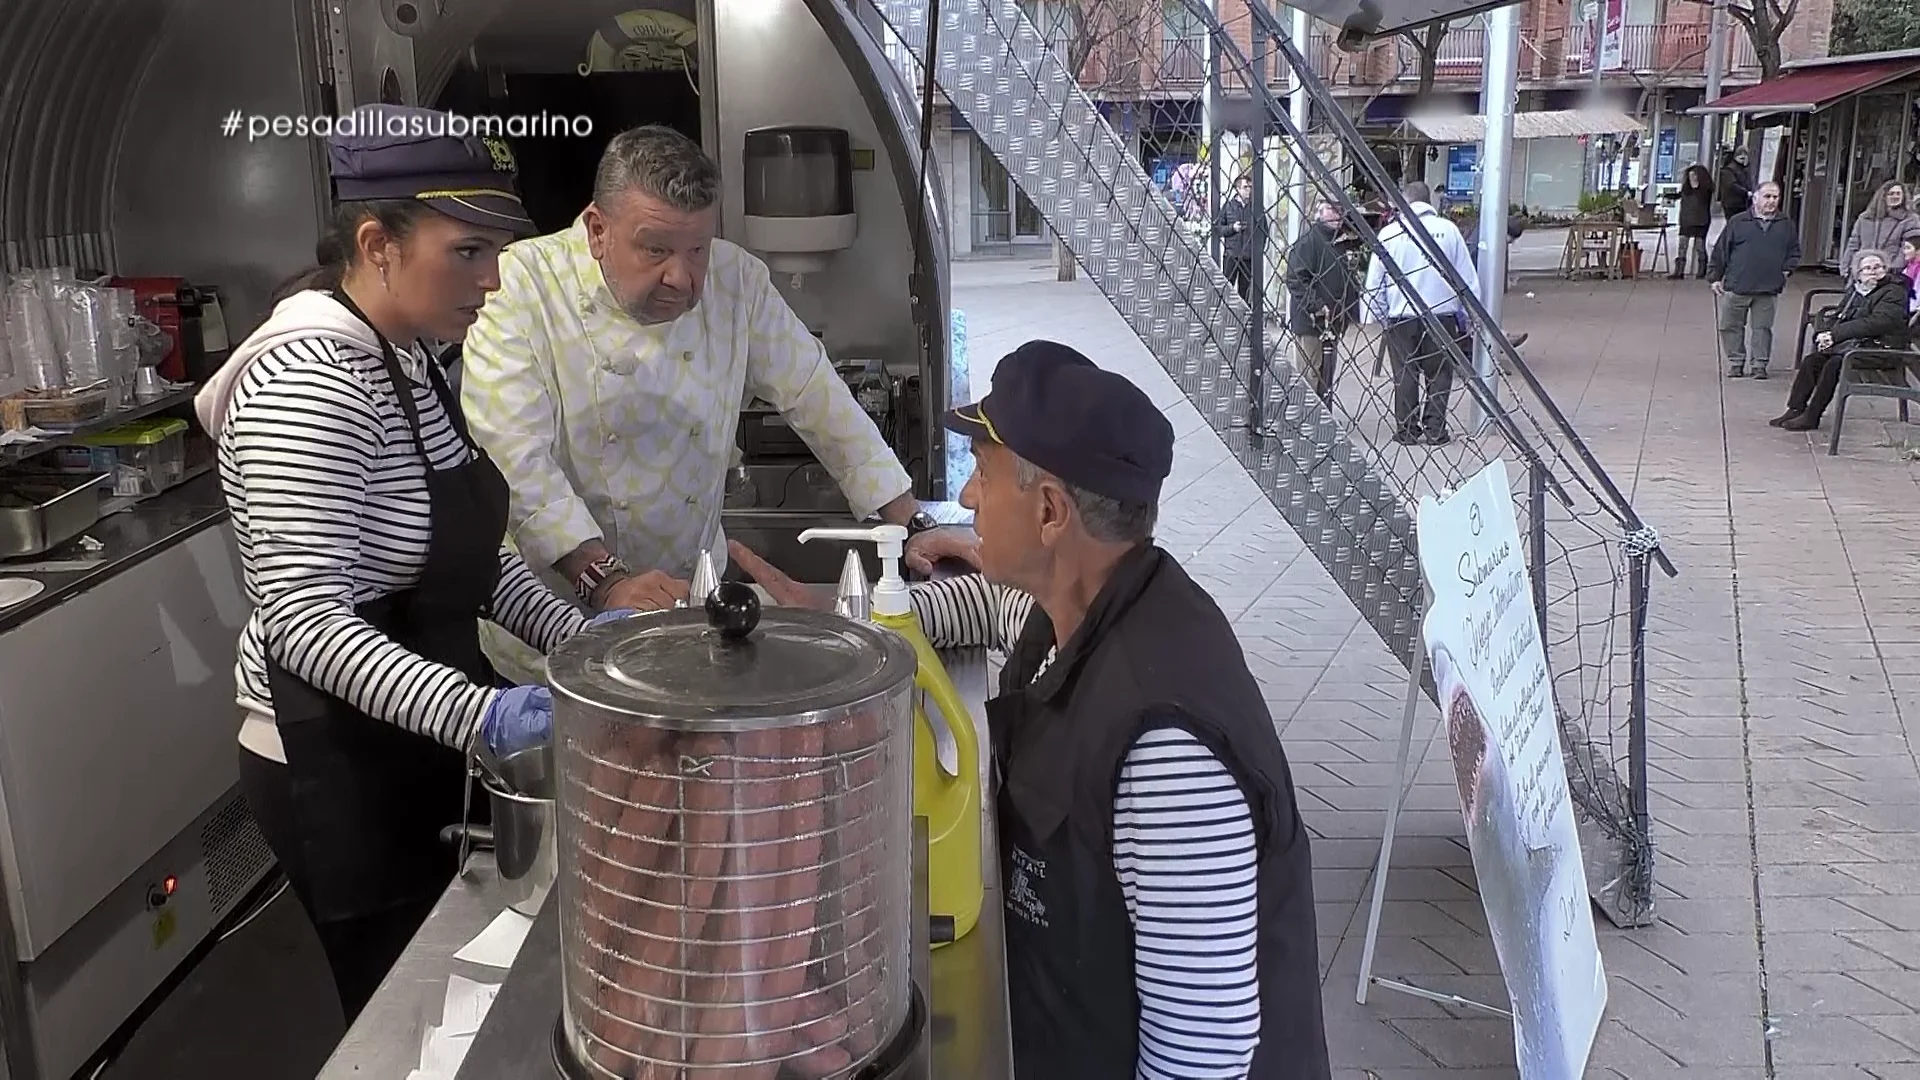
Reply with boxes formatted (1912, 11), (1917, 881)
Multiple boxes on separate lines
(909, 575), (1262, 1077)
(217, 335), (586, 755)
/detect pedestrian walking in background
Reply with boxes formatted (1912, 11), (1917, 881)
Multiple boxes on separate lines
(1215, 173), (1256, 305)
(1718, 147), (1753, 219)
(1837, 181), (1920, 277)
(1708, 180), (1799, 379)
(1671, 164), (1715, 280)
(1286, 195), (1359, 402)
(1363, 180), (1480, 445)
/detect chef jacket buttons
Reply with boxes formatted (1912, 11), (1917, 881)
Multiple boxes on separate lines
(613, 499), (629, 511)
(681, 351), (693, 363)
(605, 432), (617, 444)
(690, 423), (703, 438)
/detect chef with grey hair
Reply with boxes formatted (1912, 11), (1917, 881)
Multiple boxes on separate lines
(460, 124), (974, 681)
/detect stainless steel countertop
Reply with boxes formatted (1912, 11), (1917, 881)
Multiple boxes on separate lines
(317, 646), (1010, 1080)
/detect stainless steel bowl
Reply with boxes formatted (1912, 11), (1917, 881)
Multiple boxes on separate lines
(483, 744), (558, 918)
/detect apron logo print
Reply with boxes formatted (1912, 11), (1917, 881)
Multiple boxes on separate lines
(1008, 845), (1050, 928)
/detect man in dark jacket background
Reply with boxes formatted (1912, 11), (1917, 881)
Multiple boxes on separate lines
(1708, 180), (1799, 379)
(1215, 173), (1256, 304)
(1286, 195), (1359, 402)
(1718, 146), (1753, 219)
(1771, 248), (1913, 431)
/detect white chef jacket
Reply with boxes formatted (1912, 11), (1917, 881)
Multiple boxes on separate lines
(1361, 201), (1482, 323)
(460, 216), (912, 679)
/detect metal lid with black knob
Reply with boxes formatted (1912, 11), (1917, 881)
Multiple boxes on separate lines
(547, 582), (917, 732)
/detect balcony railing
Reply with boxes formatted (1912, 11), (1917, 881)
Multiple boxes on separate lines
(1561, 23), (1759, 76)
(1147, 34), (1333, 91)
(1394, 26), (1489, 81)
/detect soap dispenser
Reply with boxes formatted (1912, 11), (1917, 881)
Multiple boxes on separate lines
(799, 525), (984, 947)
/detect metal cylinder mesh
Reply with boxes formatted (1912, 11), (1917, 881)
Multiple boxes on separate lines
(554, 692), (913, 1080)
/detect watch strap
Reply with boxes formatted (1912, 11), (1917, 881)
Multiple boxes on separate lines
(574, 555), (632, 606)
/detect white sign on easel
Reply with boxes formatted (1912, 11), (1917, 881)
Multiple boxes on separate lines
(1356, 458), (1609, 1079)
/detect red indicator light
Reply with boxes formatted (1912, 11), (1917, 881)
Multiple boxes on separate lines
(163, 876), (177, 896)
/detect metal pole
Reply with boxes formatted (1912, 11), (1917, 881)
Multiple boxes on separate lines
(1529, 464), (1549, 665)
(1627, 550), (1654, 921)
(1704, 0), (1727, 105)
(1646, 90), (1666, 204)
(1285, 7), (1310, 251)
(1473, 4), (1518, 431)
(1248, 5), (1270, 435)
(1206, 0), (1223, 265)
(1587, 1), (1606, 194)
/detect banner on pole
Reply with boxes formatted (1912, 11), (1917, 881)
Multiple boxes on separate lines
(1601, 0), (1627, 71)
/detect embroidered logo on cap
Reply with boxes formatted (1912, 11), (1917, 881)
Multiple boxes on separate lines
(481, 136), (517, 174)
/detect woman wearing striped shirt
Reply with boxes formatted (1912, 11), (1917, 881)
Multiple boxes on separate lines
(195, 106), (612, 1022)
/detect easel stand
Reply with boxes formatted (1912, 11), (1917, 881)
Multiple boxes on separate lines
(1353, 590), (1511, 1020)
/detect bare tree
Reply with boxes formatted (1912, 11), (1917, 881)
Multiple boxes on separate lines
(1024, 0), (1155, 279)
(1674, 0), (1799, 79)
(1396, 20), (1450, 184)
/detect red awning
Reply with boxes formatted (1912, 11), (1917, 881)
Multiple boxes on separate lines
(1691, 57), (1920, 115)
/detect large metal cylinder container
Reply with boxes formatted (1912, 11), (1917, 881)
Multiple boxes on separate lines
(546, 589), (918, 1080)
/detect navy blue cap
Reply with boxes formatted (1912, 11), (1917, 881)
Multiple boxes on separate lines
(326, 105), (536, 236)
(945, 341), (1174, 505)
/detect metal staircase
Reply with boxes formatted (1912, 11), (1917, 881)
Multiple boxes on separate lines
(864, 0), (1671, 926)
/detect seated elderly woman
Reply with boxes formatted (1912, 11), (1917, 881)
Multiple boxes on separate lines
(1771, 248), (1914, 432)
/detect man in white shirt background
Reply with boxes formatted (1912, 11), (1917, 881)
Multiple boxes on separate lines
(460, 125), (971, 680)
(1363, 180), (1483, 446)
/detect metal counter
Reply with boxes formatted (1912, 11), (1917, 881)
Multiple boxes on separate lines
(317, 647), (1011, 1080)
(0, 471), (230, 633)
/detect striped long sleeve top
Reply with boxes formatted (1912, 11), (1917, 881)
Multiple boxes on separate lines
(216, 334), (588, 759)
(909, 574), (1263, 1077)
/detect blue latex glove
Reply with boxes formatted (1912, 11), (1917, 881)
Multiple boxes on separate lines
(481, 684), (553, 757)
(587, 608), (639, 628)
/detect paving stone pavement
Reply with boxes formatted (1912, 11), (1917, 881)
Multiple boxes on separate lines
(951, 256), (1920, 1078)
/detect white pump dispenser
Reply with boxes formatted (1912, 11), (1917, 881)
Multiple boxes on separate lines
(795, 524), (909, 616)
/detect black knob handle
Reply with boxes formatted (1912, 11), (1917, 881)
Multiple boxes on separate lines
(706, 580), (761, 640)
(928, 915), (956, 944)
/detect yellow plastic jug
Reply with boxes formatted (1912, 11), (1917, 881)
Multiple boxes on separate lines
(798, 525), (985, 946)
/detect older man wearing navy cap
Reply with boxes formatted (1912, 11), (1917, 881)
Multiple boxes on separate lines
(736, 340), (1331, 1080)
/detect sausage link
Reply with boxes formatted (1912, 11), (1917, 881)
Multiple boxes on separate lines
(822, 706), (891, 1058)
(582, 732), (732, 1075)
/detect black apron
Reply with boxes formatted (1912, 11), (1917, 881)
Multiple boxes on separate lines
(264, 291), (510, 928)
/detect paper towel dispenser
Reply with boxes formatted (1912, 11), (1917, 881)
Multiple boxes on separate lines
(742, 126), (856, 278)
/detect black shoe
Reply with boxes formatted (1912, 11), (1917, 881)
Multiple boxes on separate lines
(1782, 413), (1818, 431)
(1752, 368), (1769, 380)
(1769, 410), (1801, 427)
(1392, 430), (1421, 445)
(1667, 273), (1684, 281)
(1727, 368), (1746, 378)
(1426, 430), (1452, 445)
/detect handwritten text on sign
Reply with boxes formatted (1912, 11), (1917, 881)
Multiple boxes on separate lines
(1419, 460), (1569, 851)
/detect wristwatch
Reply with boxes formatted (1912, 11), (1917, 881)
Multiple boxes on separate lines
(905, 509), (939, 538)
(574, 554), (632, 607)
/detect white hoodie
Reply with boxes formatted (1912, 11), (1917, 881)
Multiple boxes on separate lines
(193, 290), (383, 435)
(197, 288), (385, 762)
